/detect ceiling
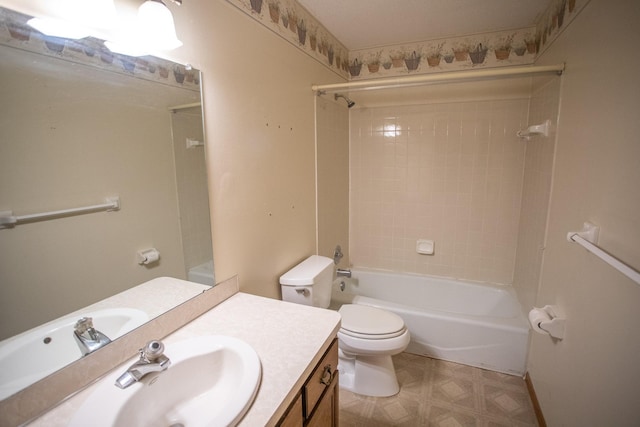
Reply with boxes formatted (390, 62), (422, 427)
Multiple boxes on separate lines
(297, 0), (551, 51)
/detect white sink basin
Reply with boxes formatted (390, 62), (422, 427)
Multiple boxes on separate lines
(0, 307), (148, 399)
(70, 335), (262, 427)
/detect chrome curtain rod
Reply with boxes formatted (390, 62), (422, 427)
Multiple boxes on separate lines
(168, 102), (201, 112)
(312, 63), (565, 93)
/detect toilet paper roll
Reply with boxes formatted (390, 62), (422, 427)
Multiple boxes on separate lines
(528, 307), (552, 334)
(138, 248), (160, 265)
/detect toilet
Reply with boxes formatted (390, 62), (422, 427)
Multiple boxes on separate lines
(280, 255), (410, 397)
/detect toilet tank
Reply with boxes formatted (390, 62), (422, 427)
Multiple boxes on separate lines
(279, 255), (334, 308)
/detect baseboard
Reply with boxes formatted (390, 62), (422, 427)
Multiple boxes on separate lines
(525, 372), (547, 427)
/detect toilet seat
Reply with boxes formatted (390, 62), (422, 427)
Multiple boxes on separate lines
(338, 304), (406, 340)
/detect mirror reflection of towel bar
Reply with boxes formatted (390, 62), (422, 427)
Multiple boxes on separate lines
(0, 197), (120, 229)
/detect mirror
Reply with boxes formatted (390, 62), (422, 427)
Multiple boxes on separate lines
(0, 6), (213, 399)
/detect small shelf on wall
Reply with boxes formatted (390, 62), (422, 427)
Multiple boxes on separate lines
(517, 119), (551, 140)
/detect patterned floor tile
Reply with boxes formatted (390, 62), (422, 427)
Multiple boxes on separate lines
(338, 353), (538, 427)
(432, 376), (479, 411)
(482, 385), (537, 424)
(480, 369), (527, 387)
(427, 404), (481, 427)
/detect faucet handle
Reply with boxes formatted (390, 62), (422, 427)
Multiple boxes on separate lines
(140, 340), (165, 361)
(333, 245), (344, 265)
(74, 317), (94, 334)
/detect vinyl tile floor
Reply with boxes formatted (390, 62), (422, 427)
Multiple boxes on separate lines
(339, 352), (538, 427)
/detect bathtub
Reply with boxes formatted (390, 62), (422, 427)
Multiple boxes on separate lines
(330, 268), (529, 376)
(187, 260), (215, 286)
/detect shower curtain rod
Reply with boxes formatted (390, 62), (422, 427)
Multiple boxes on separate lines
(312, 63), (565, 93)
(168, 102), (202, 111)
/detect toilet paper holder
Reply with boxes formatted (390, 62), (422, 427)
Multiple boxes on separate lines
(531, 305), (566, 340)
(137, 248), (160, 265)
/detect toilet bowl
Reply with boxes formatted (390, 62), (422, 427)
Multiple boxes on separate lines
(337, 304), (410, 397)
(279, 255), (410, 397)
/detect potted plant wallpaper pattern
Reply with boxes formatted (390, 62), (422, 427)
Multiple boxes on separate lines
(0, 8), (200, 91)
(534, 0), (588, 57)
(3, 0), (590, 88)
(229, 0), (589, 81)
(227, 0), (350, 78)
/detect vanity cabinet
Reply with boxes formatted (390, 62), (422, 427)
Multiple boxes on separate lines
(278, 338), (339, 426)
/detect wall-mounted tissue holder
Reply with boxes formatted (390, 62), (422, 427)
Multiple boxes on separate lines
(528, 305), (566, 339)
(517, 119), (551, 140)
(137, 248), (160, 265)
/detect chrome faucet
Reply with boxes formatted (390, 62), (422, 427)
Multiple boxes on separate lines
(115, 340), (171, 389)
(73, 317), (111, 356)
(336, 268), (352, 278)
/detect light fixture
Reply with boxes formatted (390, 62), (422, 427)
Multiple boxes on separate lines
(106, 0), (182, 56)
(137, 0), (183, 50)
(27, 0), (117, 40)
(27, 17), (91, 40)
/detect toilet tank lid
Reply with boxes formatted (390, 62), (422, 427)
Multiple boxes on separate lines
(279, 255), (334, 286)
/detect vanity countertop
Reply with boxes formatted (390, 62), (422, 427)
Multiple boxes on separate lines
(28, 288), (342, 426)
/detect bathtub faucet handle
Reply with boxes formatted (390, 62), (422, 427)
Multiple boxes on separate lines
(333, 245), (344, 265)
(337, 268), (351, 278)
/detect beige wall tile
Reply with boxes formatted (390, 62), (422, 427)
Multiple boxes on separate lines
(350, 98), (528, 284)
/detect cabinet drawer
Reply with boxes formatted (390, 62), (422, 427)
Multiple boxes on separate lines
(303, 338), (338, 419)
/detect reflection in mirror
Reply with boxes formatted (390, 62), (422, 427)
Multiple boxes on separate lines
(0, 7), (213, 400)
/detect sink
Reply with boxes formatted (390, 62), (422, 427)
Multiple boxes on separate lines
(69, 335), (262, 427)
(0, 307), (148, 399)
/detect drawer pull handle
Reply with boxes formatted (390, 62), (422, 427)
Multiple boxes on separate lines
(320, 365), (333, 386)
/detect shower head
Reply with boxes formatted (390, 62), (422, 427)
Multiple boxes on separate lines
(334, 93), (355, 108)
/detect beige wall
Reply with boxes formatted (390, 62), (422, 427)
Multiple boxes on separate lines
(528, 0), (640, 424)
(167, 1), (346, 297)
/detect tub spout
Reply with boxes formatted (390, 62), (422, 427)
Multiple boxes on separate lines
(337, 268), (351, 278)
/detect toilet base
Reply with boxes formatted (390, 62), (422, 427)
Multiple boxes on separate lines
(338, 349), (400, 397)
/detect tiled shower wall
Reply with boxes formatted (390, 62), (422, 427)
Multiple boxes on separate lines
(350, 99), (530, 284)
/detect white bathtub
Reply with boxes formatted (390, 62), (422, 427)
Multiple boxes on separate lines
(187, 260), (215, 286)
(330, 268), (529, 376)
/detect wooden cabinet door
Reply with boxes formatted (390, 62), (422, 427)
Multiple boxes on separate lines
(304, 339), (338, 418)
(278, 393), (303, 427)
(307, 371), (339, 427)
